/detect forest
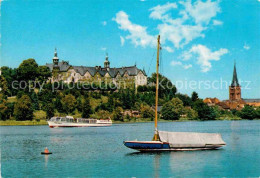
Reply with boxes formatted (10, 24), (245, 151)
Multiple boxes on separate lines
(0, 58), (260, 122)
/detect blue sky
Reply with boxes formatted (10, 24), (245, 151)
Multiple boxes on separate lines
(0, 0), (259, 99)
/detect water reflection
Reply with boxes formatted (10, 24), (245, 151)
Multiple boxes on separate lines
(125, 149), (225, 177)
(125, 152), (164, 177)
(44, 155), (49, 168)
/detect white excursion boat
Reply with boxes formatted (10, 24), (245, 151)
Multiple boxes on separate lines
(48, 116), (112, 128)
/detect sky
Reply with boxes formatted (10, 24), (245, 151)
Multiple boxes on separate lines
(0, 0), (259, 100)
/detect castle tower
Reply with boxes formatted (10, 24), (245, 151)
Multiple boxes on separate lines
(104, 53), (110, 68)
(53, 48), (60, 70)
(229, 62), (241, 101)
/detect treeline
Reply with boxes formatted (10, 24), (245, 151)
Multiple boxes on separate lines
(0, 58), (260, 121)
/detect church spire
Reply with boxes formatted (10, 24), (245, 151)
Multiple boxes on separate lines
(53, 48), (59, 66)
(104, 53), (110, 68)
(231, 61), (239, 87)
(54, 48), (58, 57)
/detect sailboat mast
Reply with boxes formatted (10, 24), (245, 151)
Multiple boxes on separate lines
(153, 35), (160, 141)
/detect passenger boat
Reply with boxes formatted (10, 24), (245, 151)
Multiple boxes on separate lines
(123, 35), (226, 152)
(48, 116), (112, 128)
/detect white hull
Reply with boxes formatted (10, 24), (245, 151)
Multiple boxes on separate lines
(48, 121), (112, 128)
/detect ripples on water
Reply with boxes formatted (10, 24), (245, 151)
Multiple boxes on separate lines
(1, 121), (260, 177)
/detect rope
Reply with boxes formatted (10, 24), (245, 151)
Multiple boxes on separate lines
(160, 46), (164, 75)
(147, 51), (155, 76)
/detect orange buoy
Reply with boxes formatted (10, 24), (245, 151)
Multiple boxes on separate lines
(41, 147), (52, 155)
(44, 147), (49, 153)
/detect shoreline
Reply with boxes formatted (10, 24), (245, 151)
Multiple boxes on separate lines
(0, 118), (255, 126)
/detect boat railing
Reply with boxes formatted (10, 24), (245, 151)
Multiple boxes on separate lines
(50, 117), (102, 124)
(77, 118), (97, 123)
(49, 117), (74, 123)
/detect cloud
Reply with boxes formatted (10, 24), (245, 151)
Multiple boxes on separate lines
(183, 64), (192, 69)
(140, 0), (146, 1)
(171, 61), (182, 66)
(114, 0), (222, 50)
(213, 20), (223, 26)
(164, 46), (174, 53)
(180, 50), (192, 61)
(149, 2), (178, 21)
(158, 23), (205, 48)
(101, 47), (107, 51)
(243, 43), (250, 50)
(182, 44), (228, 72)
(120, 36), (125, 46)
(180, 0), (221, 25)
(102, 21), (107, 26)
(170, 61), (192, 70)
(150, 0), (221, 48)
(113, 11), (156, 48)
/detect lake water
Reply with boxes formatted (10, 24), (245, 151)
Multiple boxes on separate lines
(1, 120), (260, 177)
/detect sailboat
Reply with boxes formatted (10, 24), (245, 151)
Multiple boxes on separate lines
(123, 35), (226, 151)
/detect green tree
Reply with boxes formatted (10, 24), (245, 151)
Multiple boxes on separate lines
(0, 94), (9, 120)
(17, 58), (39, 81)
(120, 89), (131, 109)
(14, 95), (33, 121)
(191, 91), (199, 102)
(140, 104), (155, 119)
(38, 66), (51, 83)
(1, 66), (17, 96)
(82, 97), (92, 118)
(161, 101), (178, 120)
(44, 103), (54, 119)
(0, 75), (8, 96)
(95, 110), (110, 119)
(184, 107), (198, 120)
(176, 93), (192, 106)
(255, 107), (260, 119)
(30, 92), (39, 110)
(238, 105), (256, 120)
(61, 94), (76, 114)
(161, 98), (184, 120)
(54, 97), (64, 113)
(76, 97), (83, 112)
(171, 97), (185, 114)
(149, 73), (177, 98)
(112, 106), (123, 121)
(193, 99), (216, 120)
(6, 102), (15, 118)
(107, 94), (115, 112)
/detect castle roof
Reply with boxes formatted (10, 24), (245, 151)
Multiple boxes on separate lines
(46, 49), (146, 78)
(243, 99), (260, 103)
(46, 61), (71, 71)
(46, 62), (146, 78)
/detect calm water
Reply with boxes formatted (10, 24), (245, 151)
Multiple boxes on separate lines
(1, 120), (260, 177)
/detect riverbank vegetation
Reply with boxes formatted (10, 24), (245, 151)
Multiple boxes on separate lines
(1, 59), (260, 125)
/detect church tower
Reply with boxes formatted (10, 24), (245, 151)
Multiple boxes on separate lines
(53, 48), (60, 70)
(104, 53), (110, 69)
(229, 62), (241, 101)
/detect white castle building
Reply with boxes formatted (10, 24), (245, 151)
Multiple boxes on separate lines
(46, 49), (147, 88)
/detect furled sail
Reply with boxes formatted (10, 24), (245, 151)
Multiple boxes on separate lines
(159, 131), (226, 148)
